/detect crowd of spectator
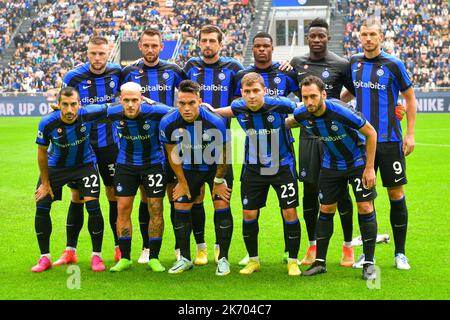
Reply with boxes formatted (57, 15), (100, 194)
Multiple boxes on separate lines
(343, 0), (449, 88)
(0, 0), (254, 93)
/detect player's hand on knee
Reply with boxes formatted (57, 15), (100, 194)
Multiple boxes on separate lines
(173, 181), (191, 201)
(35, 183), (54, 202)
(212, 182), (231, 203)
(403, 133), (415, 156)
(395, 103), (406, 121)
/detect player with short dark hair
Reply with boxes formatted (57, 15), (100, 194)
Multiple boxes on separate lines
(290, 17), (357, 267)
(108, 82), (172, 272)
(121, 28), (187, 264)
(211, 73), (302, 277)
(32, 87), (108, 272)
(287, 75), (379, 280)
(54, 36), (122, 265)
(341, 17), (417, 270)
(233, 31), (300, 266)
(159, 80), (233, 276)
(183, 24), (244, 265)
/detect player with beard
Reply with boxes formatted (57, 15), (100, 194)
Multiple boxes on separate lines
(53, 36), (122, 266)
(183, 25), (243, 266)
(122, 28), (186, 264)
(234, 32), (300, 266)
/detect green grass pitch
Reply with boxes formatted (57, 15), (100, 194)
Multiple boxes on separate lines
(0, 114), (449, 300)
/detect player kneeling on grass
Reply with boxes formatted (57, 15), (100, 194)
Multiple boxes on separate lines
(33, 87), (109, 272)
(209, 72), (302, 276)
(286, 75), (379, 280)
(108, 82), (172, 273)
(159, 80), (233, 276)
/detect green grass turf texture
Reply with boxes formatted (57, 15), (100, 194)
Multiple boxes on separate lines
(0, 114), (449, 300)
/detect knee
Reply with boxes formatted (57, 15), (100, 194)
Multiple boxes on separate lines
(320, 204), (337, 213)
(387, 186), (404, 201)
(243, 209), (257, 221)
(282, 208), (298, 222)
(357, 201), (374, 214)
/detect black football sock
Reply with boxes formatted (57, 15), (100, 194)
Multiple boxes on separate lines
(315, 212), (335, 262)
(242, 218), (259, 257)
(170, 201), (179, 250)
(85, 200), (104, 253)
(66, 201), (84, 248)
(139, 201), (150, 249)
(174, 209), (192, 261)
(118, 236), (131, 260)
(285, 218), (301, 259)
(390, 197), (408, 255)
(359, 211), (377, 263)
(215, 208), (233, 259)
(191, 203), (206, 245)
(337, 192), (354, 243)
(149, 237), (162, 259)
(35, 203), (52, 255)
(108, 201), (118, 246)
(303, 192), (319, 242)
(281, 209), (288, 253)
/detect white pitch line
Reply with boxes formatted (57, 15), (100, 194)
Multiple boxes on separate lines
(416, 142), (450, 148)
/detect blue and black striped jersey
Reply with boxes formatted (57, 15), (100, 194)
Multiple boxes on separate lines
(184, 57), (243, 127)
(36, 105), (107, 168)
(159, 106), (228, 172)
(348, 51), (412, 143)
(231, 96), (296, 172)
(233, 62), (299, 97)
(293, 99), (367, 171)
(63, 62), (121, 149)
(107, 103), (171, 167)
(121, 59), (186, 106)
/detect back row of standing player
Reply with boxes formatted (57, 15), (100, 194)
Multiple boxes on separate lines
(32, 17), (416, 278)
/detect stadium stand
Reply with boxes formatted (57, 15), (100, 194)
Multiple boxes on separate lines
(0, 0), (255, 93)
(342, 0), (449, 88)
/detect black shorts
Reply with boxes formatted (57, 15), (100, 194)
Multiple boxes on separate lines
(375, 142), (407, 187)
(36, 163), (100, 203)
(67, 144), (118, 189)
(114, 164), (166, 198)
(298, 136), (323, 185)
(240, 164), (299, 210)
(175, 169), (230, 203)
(318, 166), (377, 205)
(164, 160), (177, 185)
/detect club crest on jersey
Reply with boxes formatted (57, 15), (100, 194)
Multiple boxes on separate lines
(202, 131), (210, 140)
(331, 124), (339, 132)
(37, 130), (43, 139)
(274, 77), (281, 84)
(267, 114), (275, 123)
(109, 81), (116, 88)
(80, 125), (86, 133)
(57, 128), (62, 133)
(162, 72), (170, 80)
(357, 62), (362, 68)
(322, 70), (330, 78)
(143, 124), (150, 130)
(218, 72), (226, 80)
(87, 80), (92, 85)
(376, 68), (384, 77)
(298, 0), (307, 4)
(120, 121), (125, 126)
